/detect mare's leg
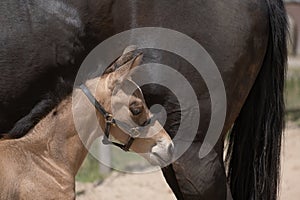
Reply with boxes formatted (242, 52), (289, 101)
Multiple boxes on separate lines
(165, 142), (227, 200)
(162, 165), (185, 199)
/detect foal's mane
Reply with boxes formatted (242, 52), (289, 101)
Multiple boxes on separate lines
(0, 77), (73, 140)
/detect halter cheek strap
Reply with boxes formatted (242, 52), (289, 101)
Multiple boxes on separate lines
(79, 84), (136, 152)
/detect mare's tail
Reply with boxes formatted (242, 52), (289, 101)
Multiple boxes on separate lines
(226, 0), (288, 199)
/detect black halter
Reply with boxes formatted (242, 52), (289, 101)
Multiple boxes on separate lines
(80, 84), (136, 152)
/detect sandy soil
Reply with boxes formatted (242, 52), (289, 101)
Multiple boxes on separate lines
(76, 171), (176, 200)
(76, 127), (300, 200)
(288, 56), (300, 69)
(280, 126), (300, 200)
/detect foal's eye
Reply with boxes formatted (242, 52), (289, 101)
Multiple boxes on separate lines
(130, 101), (143, 116)
(130, 107), (142, 116)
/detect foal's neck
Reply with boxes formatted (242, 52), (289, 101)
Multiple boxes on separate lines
(23, 77), (106, 176)
(22, 97), (86, 176)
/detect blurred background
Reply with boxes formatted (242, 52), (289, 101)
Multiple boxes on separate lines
(282, 1), (300, 199)
(75, 1), (300, 199)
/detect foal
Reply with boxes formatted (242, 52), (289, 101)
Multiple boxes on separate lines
(0, 50), (173, 199)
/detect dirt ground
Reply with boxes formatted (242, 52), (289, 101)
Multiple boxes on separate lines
(76, 126), (300, 200)
(280, 125), (300, 200)
(76, 171), (176, 200)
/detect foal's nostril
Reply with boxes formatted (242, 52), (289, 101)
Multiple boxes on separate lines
(142, 118), (151, 126)
(168, 143), (175, 156)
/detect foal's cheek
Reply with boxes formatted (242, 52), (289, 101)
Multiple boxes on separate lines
(131, 138), (156, 154)
(133, 114), (148, 126)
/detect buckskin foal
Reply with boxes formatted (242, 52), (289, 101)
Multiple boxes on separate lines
(0, 50), (173, 200)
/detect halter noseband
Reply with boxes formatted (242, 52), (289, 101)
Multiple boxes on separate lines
(80, 84), (136, 152)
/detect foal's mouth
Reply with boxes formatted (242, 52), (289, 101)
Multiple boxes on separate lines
(148, 142), (174, 167)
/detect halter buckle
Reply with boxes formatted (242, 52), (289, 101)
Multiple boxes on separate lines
(105, 114), (115, 125)
(130, 127), (141, 138)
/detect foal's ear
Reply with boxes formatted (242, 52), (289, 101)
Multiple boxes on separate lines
(103, 46), (139, 74)
(108, 53), (143, 89)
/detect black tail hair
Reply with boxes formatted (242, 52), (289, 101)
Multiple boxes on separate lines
(226, 0), (288, 199)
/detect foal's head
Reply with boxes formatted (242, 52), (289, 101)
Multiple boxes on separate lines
(92, 48), (174, 166)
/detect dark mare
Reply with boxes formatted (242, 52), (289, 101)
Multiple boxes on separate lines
(0, 0), (287, 199)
